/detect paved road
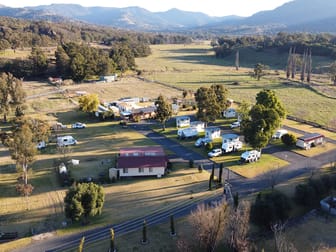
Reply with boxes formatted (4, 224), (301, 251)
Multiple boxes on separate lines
(13, 122), (336, 252)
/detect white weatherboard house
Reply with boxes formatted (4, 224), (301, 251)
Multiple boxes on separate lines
(190, 121), (205, 132)
(296, 133), (325, 150)
(205, 127), (221, 140)
(223, 108), (237, 118)
(117, 146), (168, 178)
(176, 116), (190, 128)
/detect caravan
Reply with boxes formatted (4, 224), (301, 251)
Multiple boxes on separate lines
(57, 136), (77, 147)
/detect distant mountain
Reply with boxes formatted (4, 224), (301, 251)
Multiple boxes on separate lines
(0, 4), (241, 31)
(0, 0), (335, 34)
(244, 0), (336, 26)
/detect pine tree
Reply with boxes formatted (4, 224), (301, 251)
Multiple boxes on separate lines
(307, 49), (312, 83)
(286, 47), (292, 79)
(170, 215), (176, 236)
(110, 228), (116, 252)
(142, 220), (148, 244)
(218, 163), (223, 185)
(235, 50), (239, 71)
(78, 236), (85, 252)
(300, 49), (307, 82)
(291, 47), (296, 79)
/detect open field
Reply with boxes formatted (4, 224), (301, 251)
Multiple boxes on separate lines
(0, 77), (214, 251)
(136, 43), (336, 127)
(1, 42), (336, 251)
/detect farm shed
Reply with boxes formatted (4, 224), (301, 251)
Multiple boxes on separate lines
(116, 146), (168, 178)
(296, 133), (325, 150)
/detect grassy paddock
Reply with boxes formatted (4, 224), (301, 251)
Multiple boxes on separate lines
(136, 43), (336, 127)
(212, 152), (289, 179)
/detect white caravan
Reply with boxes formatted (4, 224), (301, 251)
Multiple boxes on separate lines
(221, 134), (243, 153)
(177, 127), (198, 139)
(57, 136), (77, 147)
(240, 150), (261, 163)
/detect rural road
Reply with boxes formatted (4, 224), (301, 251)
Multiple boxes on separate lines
(13, 121), (336, 252)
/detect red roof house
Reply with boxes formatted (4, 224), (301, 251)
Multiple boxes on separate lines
(117, 146), (168, 178)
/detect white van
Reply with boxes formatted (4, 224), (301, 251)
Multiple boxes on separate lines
(57, 136), (77, 147)
(272, 129), (288, 139)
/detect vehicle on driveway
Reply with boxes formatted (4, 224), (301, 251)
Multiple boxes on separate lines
(208, 148), (223, 157)
(194, 137), (212, 147)
(230, 121), (240, 129)
(71, 122), (86, 129)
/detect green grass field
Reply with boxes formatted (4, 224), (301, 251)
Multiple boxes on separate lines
(1, 42), (336, 251)
(136, 43), (336, 127)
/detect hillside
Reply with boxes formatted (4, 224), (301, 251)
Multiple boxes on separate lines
(0, 0), (335, 33)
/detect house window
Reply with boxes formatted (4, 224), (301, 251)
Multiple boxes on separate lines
(139, 167), (144, 173)
(123, 168), (128, 173)
(149, 167), (153, 173)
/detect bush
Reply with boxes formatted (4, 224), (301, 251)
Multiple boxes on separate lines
(206, 142), (213, 150)
(294, 183), (317, 206)
(167, 161), (173, 170)
(189, 159), (194, 168)
(281, 133), (297, 146)
(251, 190), (291, 229)
(294, 176), (332, 207)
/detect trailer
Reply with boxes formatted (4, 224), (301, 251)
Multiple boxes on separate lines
(176, 116), (190, 128)
(177, 127), (198, 139)
(240, 150), (261, 163)
(221, 134), (243, 153)
(57, 136), (77, 147)
(296, 133), (325, 150)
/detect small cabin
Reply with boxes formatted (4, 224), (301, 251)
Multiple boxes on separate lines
(205, 127), (221, 140)
(296, 133), (325, 150)
(176, 116), (190, 128)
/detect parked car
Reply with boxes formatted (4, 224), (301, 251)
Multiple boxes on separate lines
(208, 148), (223, 157)
(194, 137), (212, 147)
(50, 122), (67, 131)
(71, 122), (86, 129)
(230, 121), (240, 128)
(272, 129), (288, 139)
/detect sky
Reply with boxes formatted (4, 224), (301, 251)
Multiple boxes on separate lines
(0, 0), (294, 17)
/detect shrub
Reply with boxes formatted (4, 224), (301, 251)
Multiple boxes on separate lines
(207, 142), (213, 150)
(309, 178), (328, 195)
(281, 133), (297, 146)
(167, 161), (173, 170)
(251, 190), (291, 229)
(294, 183), (317, 206)
(189, 159), (194, 168)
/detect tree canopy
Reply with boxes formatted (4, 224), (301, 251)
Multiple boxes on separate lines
(242, 89), (286, 150)
(78, 94), (100, 113)
(0, 72), (25, 122)
(64, 182), (105, 222)
(195, 84), (228, 124)
(154, 95), (172, 131)
(7, 122), (37, 185)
